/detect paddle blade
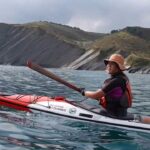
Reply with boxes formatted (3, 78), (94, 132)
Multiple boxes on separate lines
(27, 60), (32, 68)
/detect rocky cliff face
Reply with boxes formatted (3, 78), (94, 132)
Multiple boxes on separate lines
(0, 23), (85, 67)
(0, 22), (149, 73)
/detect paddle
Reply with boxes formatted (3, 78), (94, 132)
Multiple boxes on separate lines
(27, 61), (82, 93)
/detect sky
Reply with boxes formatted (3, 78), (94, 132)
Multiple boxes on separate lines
(0, 0), (150, 33)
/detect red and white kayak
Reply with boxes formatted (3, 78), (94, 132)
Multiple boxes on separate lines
(0, 94), (150, 133)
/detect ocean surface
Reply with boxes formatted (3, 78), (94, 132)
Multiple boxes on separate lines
(0, 65), (149, 150)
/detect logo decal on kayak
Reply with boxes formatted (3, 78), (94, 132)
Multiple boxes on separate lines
(69, 108), (76, 114)
(49, 105), (66, 112)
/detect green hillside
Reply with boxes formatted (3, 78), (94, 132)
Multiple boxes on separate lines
(18, 21), (105, 46)
(91, 29), (150, 68)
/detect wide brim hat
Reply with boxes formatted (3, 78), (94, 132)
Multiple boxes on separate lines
(104, 54), (128, 71)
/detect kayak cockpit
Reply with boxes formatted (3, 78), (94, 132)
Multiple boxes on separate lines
(72, 101), (150, 124)
(70, 101), (134, 120)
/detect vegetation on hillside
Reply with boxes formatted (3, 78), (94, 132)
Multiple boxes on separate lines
(126, 53), (150, 67)
(91, 30), (150, 68)
(18, 21), (105, 46)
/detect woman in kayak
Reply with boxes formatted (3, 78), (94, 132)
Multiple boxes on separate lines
(81, 54), (132, 118)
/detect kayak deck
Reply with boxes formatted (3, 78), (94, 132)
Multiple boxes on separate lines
(0, 94), (147, 121)
(0, 94), (150, 133)
(0, 94), (134, 120)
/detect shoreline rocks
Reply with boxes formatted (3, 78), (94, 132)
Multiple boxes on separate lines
(128, 67), (150, 74)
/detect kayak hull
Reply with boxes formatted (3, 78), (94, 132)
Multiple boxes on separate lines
(0, 94), (149, 133)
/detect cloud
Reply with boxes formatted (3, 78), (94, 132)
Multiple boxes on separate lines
(0, 0), (150, 33)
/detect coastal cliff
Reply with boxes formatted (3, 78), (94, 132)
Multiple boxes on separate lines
(0, 22), (149, 73)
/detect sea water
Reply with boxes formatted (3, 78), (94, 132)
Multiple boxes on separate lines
(0, 65), (149, 150)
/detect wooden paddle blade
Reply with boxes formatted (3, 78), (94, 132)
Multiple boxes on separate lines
(27, 60), (32, 68)
(27, 61), (82, 93)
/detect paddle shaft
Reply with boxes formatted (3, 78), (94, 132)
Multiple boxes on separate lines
(27, 61), (82, 93)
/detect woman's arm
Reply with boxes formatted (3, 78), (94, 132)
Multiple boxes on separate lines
(84, 89), (105, 100)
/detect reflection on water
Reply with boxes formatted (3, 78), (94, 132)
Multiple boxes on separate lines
(0, 66), (149, 150)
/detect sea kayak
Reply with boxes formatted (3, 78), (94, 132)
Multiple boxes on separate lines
(0, 94), (149, 133)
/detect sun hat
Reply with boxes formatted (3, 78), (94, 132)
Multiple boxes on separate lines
(104, 54), (127, 71)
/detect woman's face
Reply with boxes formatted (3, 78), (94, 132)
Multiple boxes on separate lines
(106, 61), (120, 74)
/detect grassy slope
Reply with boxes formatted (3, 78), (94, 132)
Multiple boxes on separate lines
(91, 31), (150, 67)
(17, 21), (105, 46)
